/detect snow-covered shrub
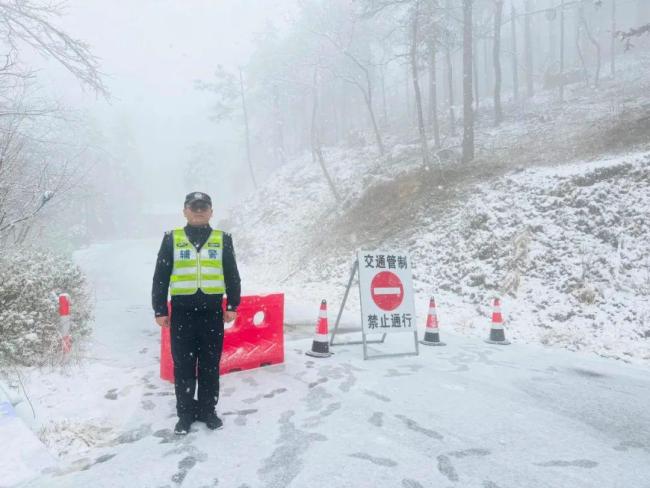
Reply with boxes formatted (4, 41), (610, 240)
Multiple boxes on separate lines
(0, 249), (93, 367)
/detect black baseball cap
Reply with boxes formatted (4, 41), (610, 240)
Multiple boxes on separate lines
(184, 191), (212, 206)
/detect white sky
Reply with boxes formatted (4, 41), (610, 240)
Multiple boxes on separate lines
(26, 0), (296, 215)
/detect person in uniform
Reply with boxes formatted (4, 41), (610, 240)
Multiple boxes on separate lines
(152, 191), (241, 434)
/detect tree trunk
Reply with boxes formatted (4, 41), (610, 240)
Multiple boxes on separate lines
(548, 0), (557, 66)
(364, 91), (385, 157)
(484, 36), (491, 96)
(473, 35), (479, 111)
(576, 5), (589, 86)
(311, 69), (341, 203)
(560, 0), (565, 102)
(341, 49), (385, 156)
(494, 0), (504, 125)
(273, 84), (286, 165)
(524, 0), (534, 98)
(580, 3), (601, 86)
(239, 68), (257, 189)
(473, 36), (478, 111)
(610, 0), (616, 77)
(427, 37), (441, 148)
(444, 0), (456, 136)
(411, 0), (430, 167)
(462, 0), (475, 163)
(445, 44), (456, 136)
(405, 62), (412, 124)
(511, 4), (519, 101)
(380, 64), (388, 128)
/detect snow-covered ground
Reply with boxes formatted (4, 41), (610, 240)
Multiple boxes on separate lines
(2, 235), (649, 487)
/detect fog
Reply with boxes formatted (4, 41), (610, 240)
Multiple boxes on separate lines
(25, 0), (296, 219)
(1, 0), (648, 246)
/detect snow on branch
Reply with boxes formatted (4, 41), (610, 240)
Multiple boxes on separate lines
(0, 0), (108, 97)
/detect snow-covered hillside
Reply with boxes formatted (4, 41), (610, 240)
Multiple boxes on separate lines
(227, 61), (650, 365)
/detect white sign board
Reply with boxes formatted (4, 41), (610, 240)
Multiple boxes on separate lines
(357, 250), (416, 335)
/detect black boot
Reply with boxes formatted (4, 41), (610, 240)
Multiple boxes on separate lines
(174, 415), (194, 435)
(198, 411), (223, 430)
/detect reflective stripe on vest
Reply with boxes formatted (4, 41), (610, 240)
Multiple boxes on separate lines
(170, 228), (225, 295)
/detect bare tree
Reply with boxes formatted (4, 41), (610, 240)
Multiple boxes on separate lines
(195, 66), (257, 189)
(310, 67), (341, 204)
(0, 1), (110, 243)
(578, 1), (602, 86)
(318, 30), (386, 157)
(0, 1), (107, 96)
(0, 106), (89, 244)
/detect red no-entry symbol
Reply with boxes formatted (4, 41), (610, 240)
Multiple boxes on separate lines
(371, 271), (404, 311)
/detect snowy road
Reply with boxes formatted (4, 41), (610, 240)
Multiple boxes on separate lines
(15, 239), (650, 487)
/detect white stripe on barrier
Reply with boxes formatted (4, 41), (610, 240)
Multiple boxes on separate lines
(428, 308), (437, 315)
(314, 334), (329, 342)
(319, 311), (328, 318)
(373, 287), (401, 295)
(490, 324), (504, 330)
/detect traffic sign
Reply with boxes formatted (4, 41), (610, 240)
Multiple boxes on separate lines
(371, 271), (404, 311)
(358, 250), (415, 335)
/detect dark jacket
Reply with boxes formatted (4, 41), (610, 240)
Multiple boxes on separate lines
(152, 224), (241, 317)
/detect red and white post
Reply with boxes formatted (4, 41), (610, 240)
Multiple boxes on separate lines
(58, 293), (72, 354)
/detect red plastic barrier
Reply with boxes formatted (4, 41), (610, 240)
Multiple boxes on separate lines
(160, 293), (284, 382)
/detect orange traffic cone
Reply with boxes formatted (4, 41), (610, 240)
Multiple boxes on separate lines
(420, 297), (446, 346)
(485, 298), (511, 345)
(306, 299), (333, 358)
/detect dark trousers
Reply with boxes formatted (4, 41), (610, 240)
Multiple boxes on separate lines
(170, 308), (224, 419)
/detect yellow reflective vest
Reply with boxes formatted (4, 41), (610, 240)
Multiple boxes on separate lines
(170, 228), (225, 295)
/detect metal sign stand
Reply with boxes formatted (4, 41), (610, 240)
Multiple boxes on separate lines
(330, 259), (419, 360)
(330, 260), (386, 348)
